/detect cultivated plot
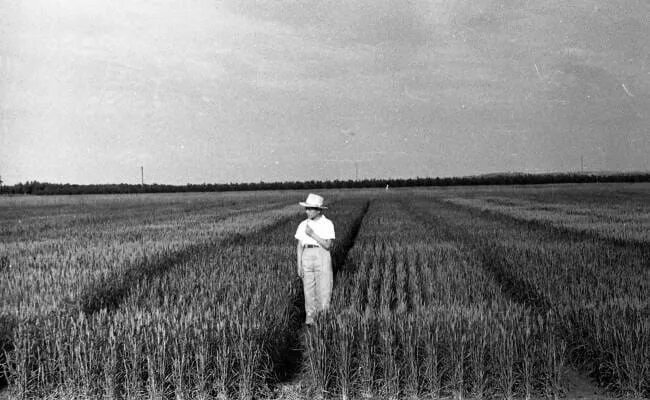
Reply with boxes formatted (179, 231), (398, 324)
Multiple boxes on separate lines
(1, 184), (648, 399)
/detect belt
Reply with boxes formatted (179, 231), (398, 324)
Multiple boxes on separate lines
(303, 244), (319, 248)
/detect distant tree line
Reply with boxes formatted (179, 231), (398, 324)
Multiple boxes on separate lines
(0, 172), (648, 195)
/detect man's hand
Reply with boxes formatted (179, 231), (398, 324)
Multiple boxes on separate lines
(305, 224), (315, 238)
(297, 263), (304, 279)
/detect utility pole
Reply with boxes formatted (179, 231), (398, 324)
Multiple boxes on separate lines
(355, 161), (358, 181)
(581, 156), (584, 173)
(141, 166), (144, 186)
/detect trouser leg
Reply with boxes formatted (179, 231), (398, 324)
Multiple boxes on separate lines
(302, 248), (333, 324)
(315, 248), (333, 312)
(302, 252), (318, 324)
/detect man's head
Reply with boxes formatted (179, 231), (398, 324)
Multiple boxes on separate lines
(299, 193), (327, 219)
(305, 207), (322, 219)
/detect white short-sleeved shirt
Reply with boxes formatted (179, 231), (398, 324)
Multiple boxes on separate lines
(295, 215), (335, 246)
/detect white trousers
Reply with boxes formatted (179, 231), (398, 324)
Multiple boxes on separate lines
(301, 247), (333, 324)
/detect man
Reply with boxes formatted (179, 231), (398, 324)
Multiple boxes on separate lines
(295, 193), (335, 325)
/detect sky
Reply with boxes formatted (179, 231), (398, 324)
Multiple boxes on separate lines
(1, 0), (649, 185)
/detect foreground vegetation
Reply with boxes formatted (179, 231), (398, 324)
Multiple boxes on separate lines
(2, 192), (368, 398)
(306, 199), (566, 399)
(2, 183), (648, 398)
(1, 191), (304, 394)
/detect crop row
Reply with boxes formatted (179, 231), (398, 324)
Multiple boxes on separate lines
(1, 197), (297, 320)
(442, 196), (649, 244)
(1, 193), (301, 391)
(304, 199), (566, 399)
(0, 191), (296, 241)
(5, 197), (369, 399)
(405, 195), (649, 397)
(4, 187), (645, 398)
(417, 183), (649, 208)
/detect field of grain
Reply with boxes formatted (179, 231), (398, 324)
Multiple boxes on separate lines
(1, 183), (648, 399)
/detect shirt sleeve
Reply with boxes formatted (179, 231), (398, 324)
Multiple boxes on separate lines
(295, 221), (305, 241)
(323, 220), (335, 240)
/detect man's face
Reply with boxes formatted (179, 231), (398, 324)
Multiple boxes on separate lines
(305, 207), (321, 219)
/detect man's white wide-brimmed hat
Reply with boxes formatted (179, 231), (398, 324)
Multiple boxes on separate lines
(299, 193), (328, 209)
